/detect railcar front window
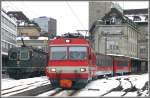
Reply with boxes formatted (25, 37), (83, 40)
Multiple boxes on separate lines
(9, 52), (17, 60)
(69, 47), (87, 60)
(50, 47), (67, 60)
(20, 49), (29, 60)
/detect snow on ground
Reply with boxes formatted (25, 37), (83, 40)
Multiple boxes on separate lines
(130, 74), (148, 89)
(1, 73), (149, 97)
(2, 76), (50, 96)
(75, 78), (120, 97)
(75, 73), (149, 97)
(2, 76), (49, 90)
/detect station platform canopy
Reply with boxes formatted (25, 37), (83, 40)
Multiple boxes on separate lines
(107, 53), (147, 61)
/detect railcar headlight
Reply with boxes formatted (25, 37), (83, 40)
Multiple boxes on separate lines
(65, 39), (70, 43)
(46, 67), (56, 72)
(80, 68), (86, 72)
(50, 68), (56, 72)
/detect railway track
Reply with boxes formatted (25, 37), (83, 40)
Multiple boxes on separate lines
(99, 77), (148, 97)
(2, 74), (148, 97)
(99, 77), (138, 96)
(2, 80), (46, 91)
(12, 84), (52, 96)
(2, 80), (50, 96)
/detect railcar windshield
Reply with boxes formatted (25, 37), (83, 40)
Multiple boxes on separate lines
(69, 47), (87, 60)
(9, 52), (17, 60)
(20, 49), (29, 60)
(50, 47), (67, 60)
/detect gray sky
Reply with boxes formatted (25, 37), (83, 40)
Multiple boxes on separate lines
(2, 1), (148, 35)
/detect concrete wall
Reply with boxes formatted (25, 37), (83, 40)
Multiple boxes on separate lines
(93, 24), (138, 58)
(137, 23), (148, 59)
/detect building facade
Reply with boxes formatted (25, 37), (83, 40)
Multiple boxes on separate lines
(33, 16), (57, 38)
(89, 6), (139, 58)
(124, 9), (148, 60)
(7, 11), (41, 37)
(1, 9), (17, 66)
(17, 25), (41, 37)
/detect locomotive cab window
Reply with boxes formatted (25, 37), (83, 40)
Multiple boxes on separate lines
(9, 52), (17, 60)
(69, 47), (87, 60)
(50, 47), (67, 60)
(20, 49), (29, 60)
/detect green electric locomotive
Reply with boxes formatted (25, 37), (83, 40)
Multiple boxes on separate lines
(7, 39), (48, 79)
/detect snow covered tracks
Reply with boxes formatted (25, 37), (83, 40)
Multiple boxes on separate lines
(1, 76), (53, 96)
(75, 74), (149, 97)
(2, 80), (51, 96)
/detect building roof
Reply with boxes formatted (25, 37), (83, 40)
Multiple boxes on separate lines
(107, 53), (147, 61)
(89, 7), (137, 33)
(7, 11), (31, 23)
(123, 8), (148, 15)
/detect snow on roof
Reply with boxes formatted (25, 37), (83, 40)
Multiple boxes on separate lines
(16, 37), (48, 40)
(107, 53), (126, 57)
(16, 37), (30, 40)
(38, 37), (48, 40)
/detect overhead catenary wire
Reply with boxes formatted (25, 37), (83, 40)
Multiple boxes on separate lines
(4, 1), (18, 11)
(19, 2), (40, 18)
(65, 2), (87, 34)
(4, 1), (38, 20)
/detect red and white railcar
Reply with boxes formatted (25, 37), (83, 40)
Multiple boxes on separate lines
(45, 35), (97, 89)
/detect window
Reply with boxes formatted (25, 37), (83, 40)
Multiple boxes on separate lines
(69, 47), (87, 60)
(140, 47), (146, 53)
(20, 49), (29, 60)
(2, 41), (5, 48)
(10, 45), (12, 48)
(9, 52), (17, 60)
(116, 45), (119, 50)
(111, 16), (116, 24)
(50, 47), (67, 60)
(133, 16), (141, 21)
(5, 42), (8, 49)
(118, 61), (128, 66)
(145, 16), (148, 21)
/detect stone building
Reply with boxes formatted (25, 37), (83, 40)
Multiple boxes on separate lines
(89, 6), (139, 58)
(124, 9), (148, 60)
